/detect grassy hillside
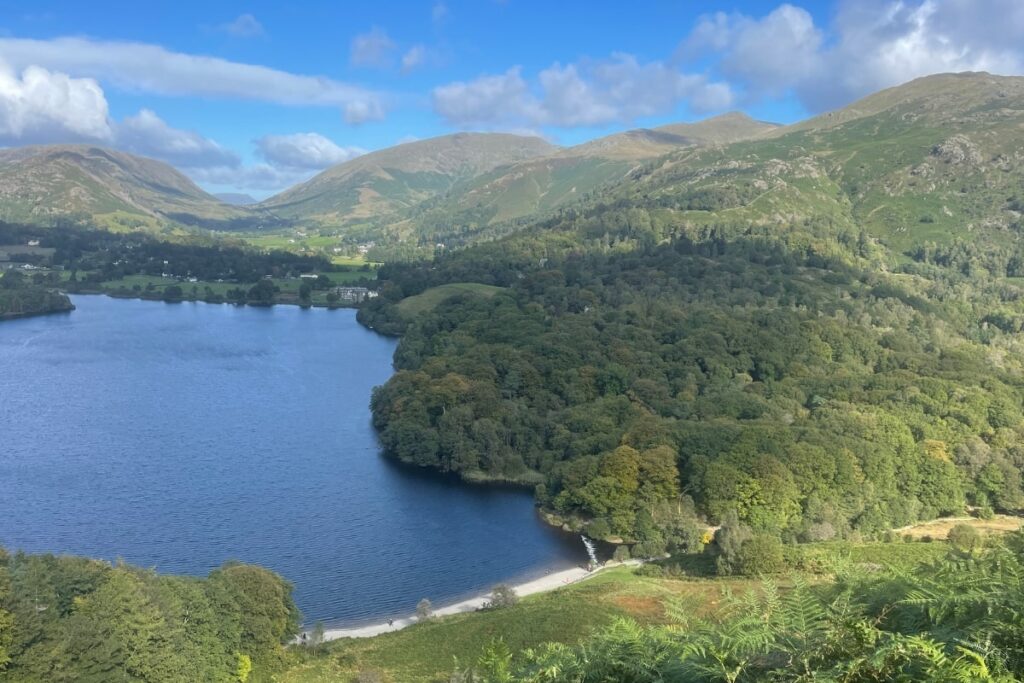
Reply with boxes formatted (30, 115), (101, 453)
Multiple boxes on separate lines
(396, 283), (505, 317)
(344, 73), (1024, 257)
(258, 133), (556, 224)
(379, 113), (782, 251)
(0, 145), (266, 231)
(281, 538), (961, 682)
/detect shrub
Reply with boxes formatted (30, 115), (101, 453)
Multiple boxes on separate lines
(715, 511), (753, 576)
(632, 539), (667, 559)
(948, 523), (983, 553)
(635, 564), (665, 578)
(612, 545), (631, 563)
(736, 535), (787, 576)
(488, 584), (519, 609)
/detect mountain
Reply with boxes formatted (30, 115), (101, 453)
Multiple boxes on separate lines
(214, 192), (258, 206)
(0, 145), (254, 230)
(257, 132), (557, 224)
(377, 112), (781, 249)
(655, 111), (780, 143)
(613, 72), (1024, 252)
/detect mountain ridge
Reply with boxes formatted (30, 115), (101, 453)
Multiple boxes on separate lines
(0, 144), (250, 229)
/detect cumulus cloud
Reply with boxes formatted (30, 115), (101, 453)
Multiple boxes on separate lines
(0, 36), (385, 122)
(0, 60), (333, 192)
(116, 109), (239, 169)
(432, 55), (733, 129)
(0, 59), (112, 144)
(684, 0), (1024, 112)
(220, 13), (264, 38)
(255, 132), (365, 170)
(349, 27), (396, 68)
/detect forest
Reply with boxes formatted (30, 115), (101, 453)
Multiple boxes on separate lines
(364, 192), (1024, 553)
(0, 548), (299, 682)
(0, 269), (73, 320)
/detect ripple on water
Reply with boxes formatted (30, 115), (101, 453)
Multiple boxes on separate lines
(0, 295), (588, 624)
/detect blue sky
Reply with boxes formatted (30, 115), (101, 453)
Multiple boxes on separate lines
(0, 0), (1021, 196)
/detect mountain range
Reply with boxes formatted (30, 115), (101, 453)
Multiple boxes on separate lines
(0, 72), (1021, 255)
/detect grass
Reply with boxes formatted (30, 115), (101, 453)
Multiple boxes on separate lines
(396, 283), (506, 318)
(279, 567), (762, 683)
(278, 540), (962, 683)
(895, 514), (1024, 540)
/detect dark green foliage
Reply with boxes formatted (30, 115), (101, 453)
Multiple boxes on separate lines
(734, 535), (787, 576)
(0, 550), (298, 682)
(0, 269), (73, 319)
(367, 189), (1024, 545)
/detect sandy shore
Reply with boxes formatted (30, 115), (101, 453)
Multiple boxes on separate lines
(308, 562), (633, 642)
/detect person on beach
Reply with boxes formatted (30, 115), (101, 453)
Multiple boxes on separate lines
(387, 619), (394, 628)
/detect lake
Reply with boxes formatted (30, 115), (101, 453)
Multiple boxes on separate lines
(0, 295), (588, 625)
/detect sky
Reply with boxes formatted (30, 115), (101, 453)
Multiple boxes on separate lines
(0, 0), (1022, 198)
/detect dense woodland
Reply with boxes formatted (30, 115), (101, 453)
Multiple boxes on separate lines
(0, 548), (299, 682)
(0, 270), (73, 319)
(365, 189), (1024, 554)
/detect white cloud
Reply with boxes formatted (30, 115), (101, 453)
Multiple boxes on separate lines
(684, 0), (1024, 112)
(220, 13), (264, 38)
(685, 5), (822, 98)
(343, 99), (384, 125)
(255, 132), (365, 170)
(432, 56), (733, 129)
(432, 2), (449, 24)
(116, 109), (238, 168)
(0, 59), (333, 193)
(0, 36), (385, 122)
(349, 27), (396, 68)
(0, 59), (112, 144)
(401, 45), (427, 73)
(187, 162), (314, 192)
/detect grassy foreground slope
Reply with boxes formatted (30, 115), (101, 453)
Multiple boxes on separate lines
(280, 535), (986, 682)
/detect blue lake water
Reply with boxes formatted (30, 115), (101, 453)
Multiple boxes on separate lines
(0, 295), (587, 625)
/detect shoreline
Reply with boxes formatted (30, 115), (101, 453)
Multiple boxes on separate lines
(306, 561), (639, 642)
(69, 288), (360, 311)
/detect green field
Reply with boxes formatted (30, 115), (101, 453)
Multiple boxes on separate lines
(241, 232), (382, 268)
(396, 282), (506, 318)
